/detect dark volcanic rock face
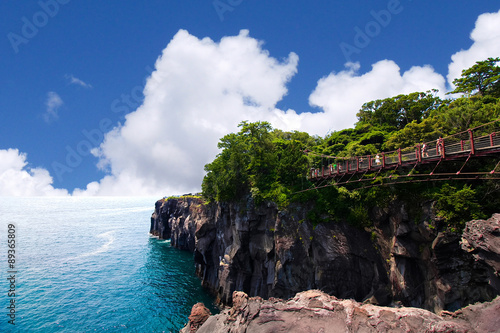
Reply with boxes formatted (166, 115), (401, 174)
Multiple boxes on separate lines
(150, 197), (208, 251)
(152, 197), (389, 306)
(370, 203), (500, 312)
(274, 215), (388, 303)
(150, 197), (500, 314)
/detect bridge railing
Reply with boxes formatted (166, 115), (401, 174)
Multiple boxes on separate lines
(308, 120), (500, 181)
(401, 146), (418, 164)
(476, 132), (500, 151)
(441, 129), (470, 157)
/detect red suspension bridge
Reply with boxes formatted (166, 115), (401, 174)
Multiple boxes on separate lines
(303, 119), (500, 191)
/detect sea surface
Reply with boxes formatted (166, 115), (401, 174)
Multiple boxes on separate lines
(0, 197), (217, 332)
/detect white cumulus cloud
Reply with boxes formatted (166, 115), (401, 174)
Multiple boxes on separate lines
(74, 30), (299, 196)
(447, 9), (500, 88)
(0, 149), (68, 196)
(305, 61), (446, 135)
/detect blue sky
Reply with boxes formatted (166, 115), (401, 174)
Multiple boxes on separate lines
(1, 1), (499, 196)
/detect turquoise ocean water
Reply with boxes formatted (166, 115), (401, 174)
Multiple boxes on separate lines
(0, 197), (217, 332)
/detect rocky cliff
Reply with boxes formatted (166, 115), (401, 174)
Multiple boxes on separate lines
(180, 290), (500, 333)
(150, 196), (500, 314)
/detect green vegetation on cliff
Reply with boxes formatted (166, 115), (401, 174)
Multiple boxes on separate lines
(202, 121), (310, 205)
(202, 58), (500, 230)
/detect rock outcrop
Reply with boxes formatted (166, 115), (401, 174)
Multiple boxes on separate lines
(181, 290), (500, 333)
(181, 302), (211, 333)
(150, 196), (500, 314)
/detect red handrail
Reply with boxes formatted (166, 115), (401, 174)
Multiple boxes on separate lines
(307, 119), (500, 180)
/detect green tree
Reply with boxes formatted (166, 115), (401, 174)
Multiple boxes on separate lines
(434, 95), (500, 133)
(449, 57), (500, 97)
(202, 131), (250, 202)
(435, 184), (486, 230)
(383, 117), (441, 150)
(240, 121), (277, 200)
(202, 121), (310, 205)
(356, 91), (441, 130)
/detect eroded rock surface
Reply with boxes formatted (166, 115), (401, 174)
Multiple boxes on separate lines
(180, 302), (211, 333)
(185, 290), (500, 333)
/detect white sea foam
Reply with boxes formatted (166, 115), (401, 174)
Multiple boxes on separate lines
(68, 230), (116, 260)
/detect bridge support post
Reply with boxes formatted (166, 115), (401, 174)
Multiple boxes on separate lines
(468, 129), (475, 155)
(398, 148), (402, 165)
(416, 144), (421, 163)
(441, 138), (446, 158)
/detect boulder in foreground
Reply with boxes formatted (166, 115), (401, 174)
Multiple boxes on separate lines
(182, 290), (500, 333)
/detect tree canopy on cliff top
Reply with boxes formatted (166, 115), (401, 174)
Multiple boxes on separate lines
(448, 57), (500, 97)
(202, 121), (310, 205)
(202, 58), (500, 228)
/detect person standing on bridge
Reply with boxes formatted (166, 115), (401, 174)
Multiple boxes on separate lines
(437, 137), (444, 156)
(422, 143), (428, 158)
(375, 154), (381, 165)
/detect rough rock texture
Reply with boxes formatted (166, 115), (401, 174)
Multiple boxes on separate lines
(180, 302), (211, 333)
(150, 197), (208, 251)
(185, 290), (500, 333)
(151, 197), (389, 306)
(461, 216), (500, 293)
(150, 197), (500, 313)
(371, 205), (500, 312)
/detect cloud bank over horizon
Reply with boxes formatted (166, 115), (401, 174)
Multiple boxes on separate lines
(0, 149), (68, 196)
(2, 10), (499, 196)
